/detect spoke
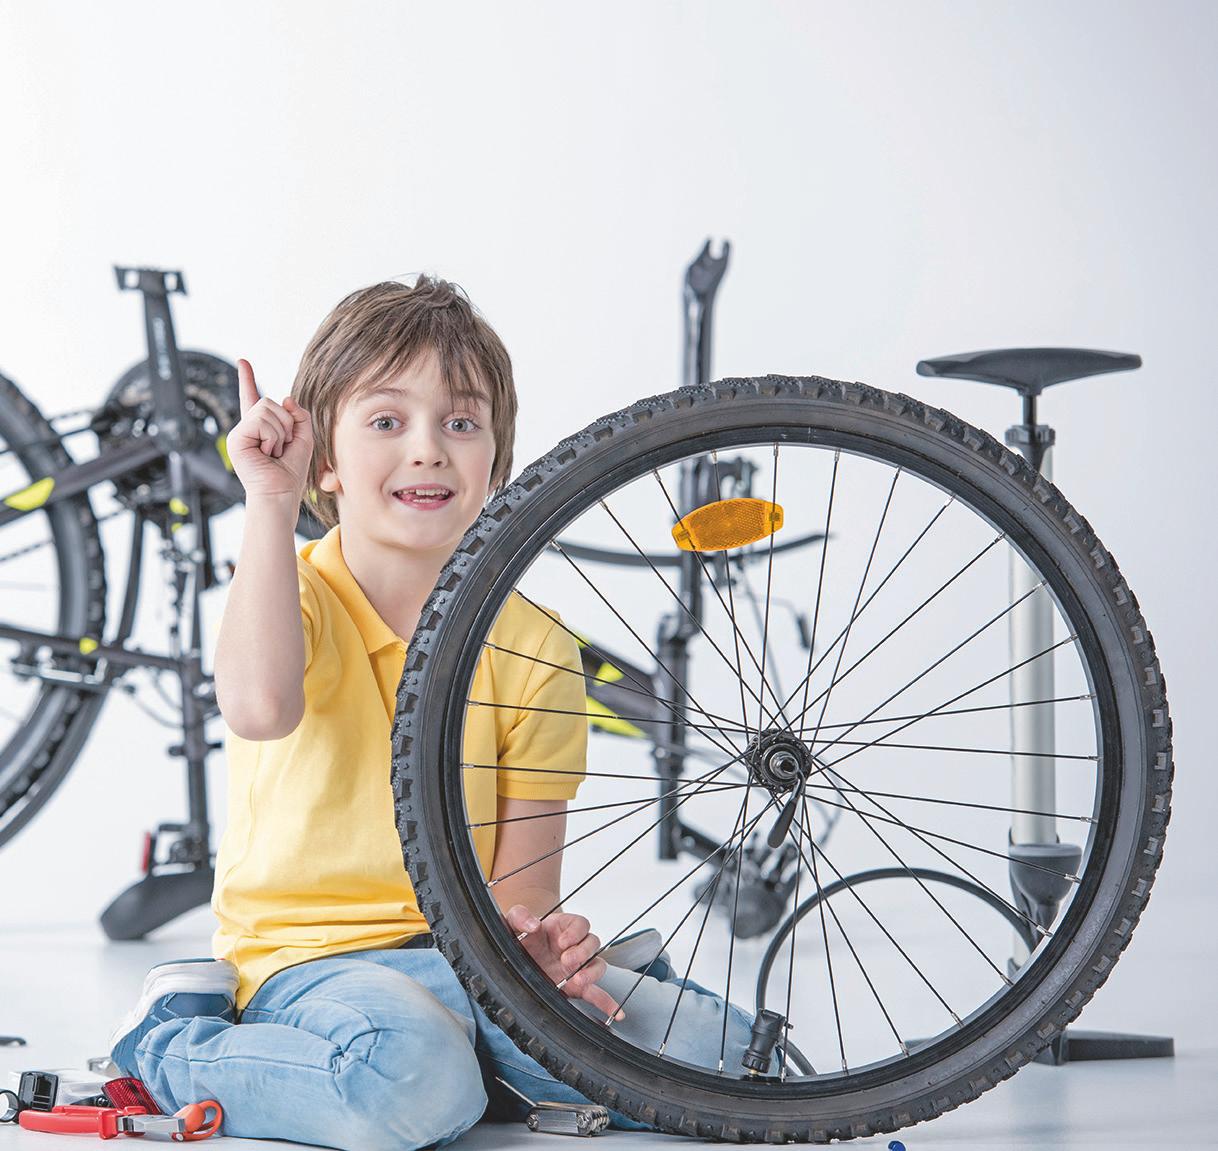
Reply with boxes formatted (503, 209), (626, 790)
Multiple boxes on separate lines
(482, 638), (750, 735)
(650, 468), (790, 726)
(794, 789), (847, 1073)
(816, 763), (1060, 940)
(612, 779), (757, 1035)
(736, 560), (791, 708)
(783, 526), (1007, 743)
(811, 693), (1093, 732)
(467, 779), (740, 829)
(595, 495), (785, 734)
(789, 492), (955, 736)
(796, 451), (839, 738)
(803, 781), (1095, 824)
(805, 765), (1016, 984)
(778, 785), (807, 1080)
(515, 591), (741, 761)
(645, 734), (755, 778)
(466, 696), (750, 739)
(801, 781), (1078, 894)
(465, 735), (750, 799)
(721, 553), (752, 734)
(483, 639), (745, 729)
(658, 816), (750, 1057)
(819, 633), (1079, 774)
(789, 812), (961, 1024)
(753, 444), (782, 740)
(463, 749), (751, 791)
(716, 447), (778, 1072)
(718, 773), (759, 1072)
(778, 483), (955, 741)
(812, 737), (1096, 762)
(554, 793), (781, 998)
(550, 542), (745, 758)
(708, 450), (752, 733)
(766, 472), (905, 850)
(804, 468), (901, 753)
(793, 798), (907, 1061)
(809, 580), (1046, 761)
(513, 750), (761, 920)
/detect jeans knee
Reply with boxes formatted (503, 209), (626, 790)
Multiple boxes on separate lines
(337, 1029), (487, 1150)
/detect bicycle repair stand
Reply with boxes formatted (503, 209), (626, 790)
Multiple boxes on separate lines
(97, 268), (218, 941)
(917, 348), (1173, 1066)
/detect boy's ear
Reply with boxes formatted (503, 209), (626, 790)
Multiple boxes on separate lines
(317, 458), (341, 495)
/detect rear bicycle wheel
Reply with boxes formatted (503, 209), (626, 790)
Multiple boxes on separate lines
(394, 376), (1172, 1141)
(0, 373), (108, 848)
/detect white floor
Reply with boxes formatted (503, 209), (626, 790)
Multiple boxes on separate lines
(2, 900), (1216, 1150)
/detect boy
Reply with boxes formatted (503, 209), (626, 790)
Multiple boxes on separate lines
(107, 276), (765, 1149)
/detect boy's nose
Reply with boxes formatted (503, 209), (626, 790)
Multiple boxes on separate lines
(405, 431), (448, 467)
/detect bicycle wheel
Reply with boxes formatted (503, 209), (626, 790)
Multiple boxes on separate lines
(0, 373), (108, 848)
(394, 376), (1172, 1141)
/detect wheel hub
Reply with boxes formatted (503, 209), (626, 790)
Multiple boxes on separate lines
(746, 728), (812, 793)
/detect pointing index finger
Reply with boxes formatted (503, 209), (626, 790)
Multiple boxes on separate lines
(237, 359), (260, 417)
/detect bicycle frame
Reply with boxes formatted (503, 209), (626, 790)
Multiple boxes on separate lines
(0, 267), (321, 938)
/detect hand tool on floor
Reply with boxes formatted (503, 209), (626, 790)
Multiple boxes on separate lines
(494, 1076), (609, 1137)
(17, 1098), (222, 1140)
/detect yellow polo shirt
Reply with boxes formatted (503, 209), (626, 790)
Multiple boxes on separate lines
(211, 525), (587, 1010)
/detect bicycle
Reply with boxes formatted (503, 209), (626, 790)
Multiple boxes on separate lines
(390, 265), (1173, 1136)
(0, 266), (323, 938)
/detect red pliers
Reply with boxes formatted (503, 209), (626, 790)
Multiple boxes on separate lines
(18, 1099), (222, 1140)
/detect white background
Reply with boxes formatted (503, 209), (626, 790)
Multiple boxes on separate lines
(1, 0), (1216, 1082)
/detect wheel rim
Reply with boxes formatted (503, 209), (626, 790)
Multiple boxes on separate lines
(397, 385), (1150, 1117)
(0, 387), (105, 842)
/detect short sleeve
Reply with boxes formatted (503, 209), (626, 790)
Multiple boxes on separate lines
(496, 618), (588, 801)
(297, 558), (320, 668)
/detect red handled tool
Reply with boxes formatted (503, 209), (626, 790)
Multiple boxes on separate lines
(18, 1098), (222, 1140)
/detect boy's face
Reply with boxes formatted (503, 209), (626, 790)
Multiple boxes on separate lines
(317, 349), (497, 557)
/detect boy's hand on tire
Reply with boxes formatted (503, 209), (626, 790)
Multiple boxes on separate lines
(226, 358), (314, 504)
(505, 905), (625, 1021)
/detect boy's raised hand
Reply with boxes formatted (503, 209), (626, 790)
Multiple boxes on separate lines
(226, 358), (314, 503)
(505, 905), (625, 1022)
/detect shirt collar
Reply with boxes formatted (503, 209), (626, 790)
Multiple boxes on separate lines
(301, 525), (403, 655)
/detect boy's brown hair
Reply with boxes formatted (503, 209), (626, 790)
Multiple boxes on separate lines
(290, 274), (517, 530)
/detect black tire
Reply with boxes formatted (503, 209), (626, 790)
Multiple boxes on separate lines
(394, 376), (1172, 1142)
(0, 373), (108, 849)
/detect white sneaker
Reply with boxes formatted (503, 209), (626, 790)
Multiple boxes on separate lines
(108, 958), (239, 1077)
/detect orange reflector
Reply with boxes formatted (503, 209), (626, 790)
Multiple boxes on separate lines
(672, 498), (784, 552)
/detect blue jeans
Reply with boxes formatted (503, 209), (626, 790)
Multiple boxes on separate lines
(131, 944), (764, 1150)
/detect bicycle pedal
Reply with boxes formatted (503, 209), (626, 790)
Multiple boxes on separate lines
(525, 1102), (609, 1137)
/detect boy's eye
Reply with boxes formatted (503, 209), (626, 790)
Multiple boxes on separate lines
(448, 417), (480, 433)
(371, 415), (400, 432)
